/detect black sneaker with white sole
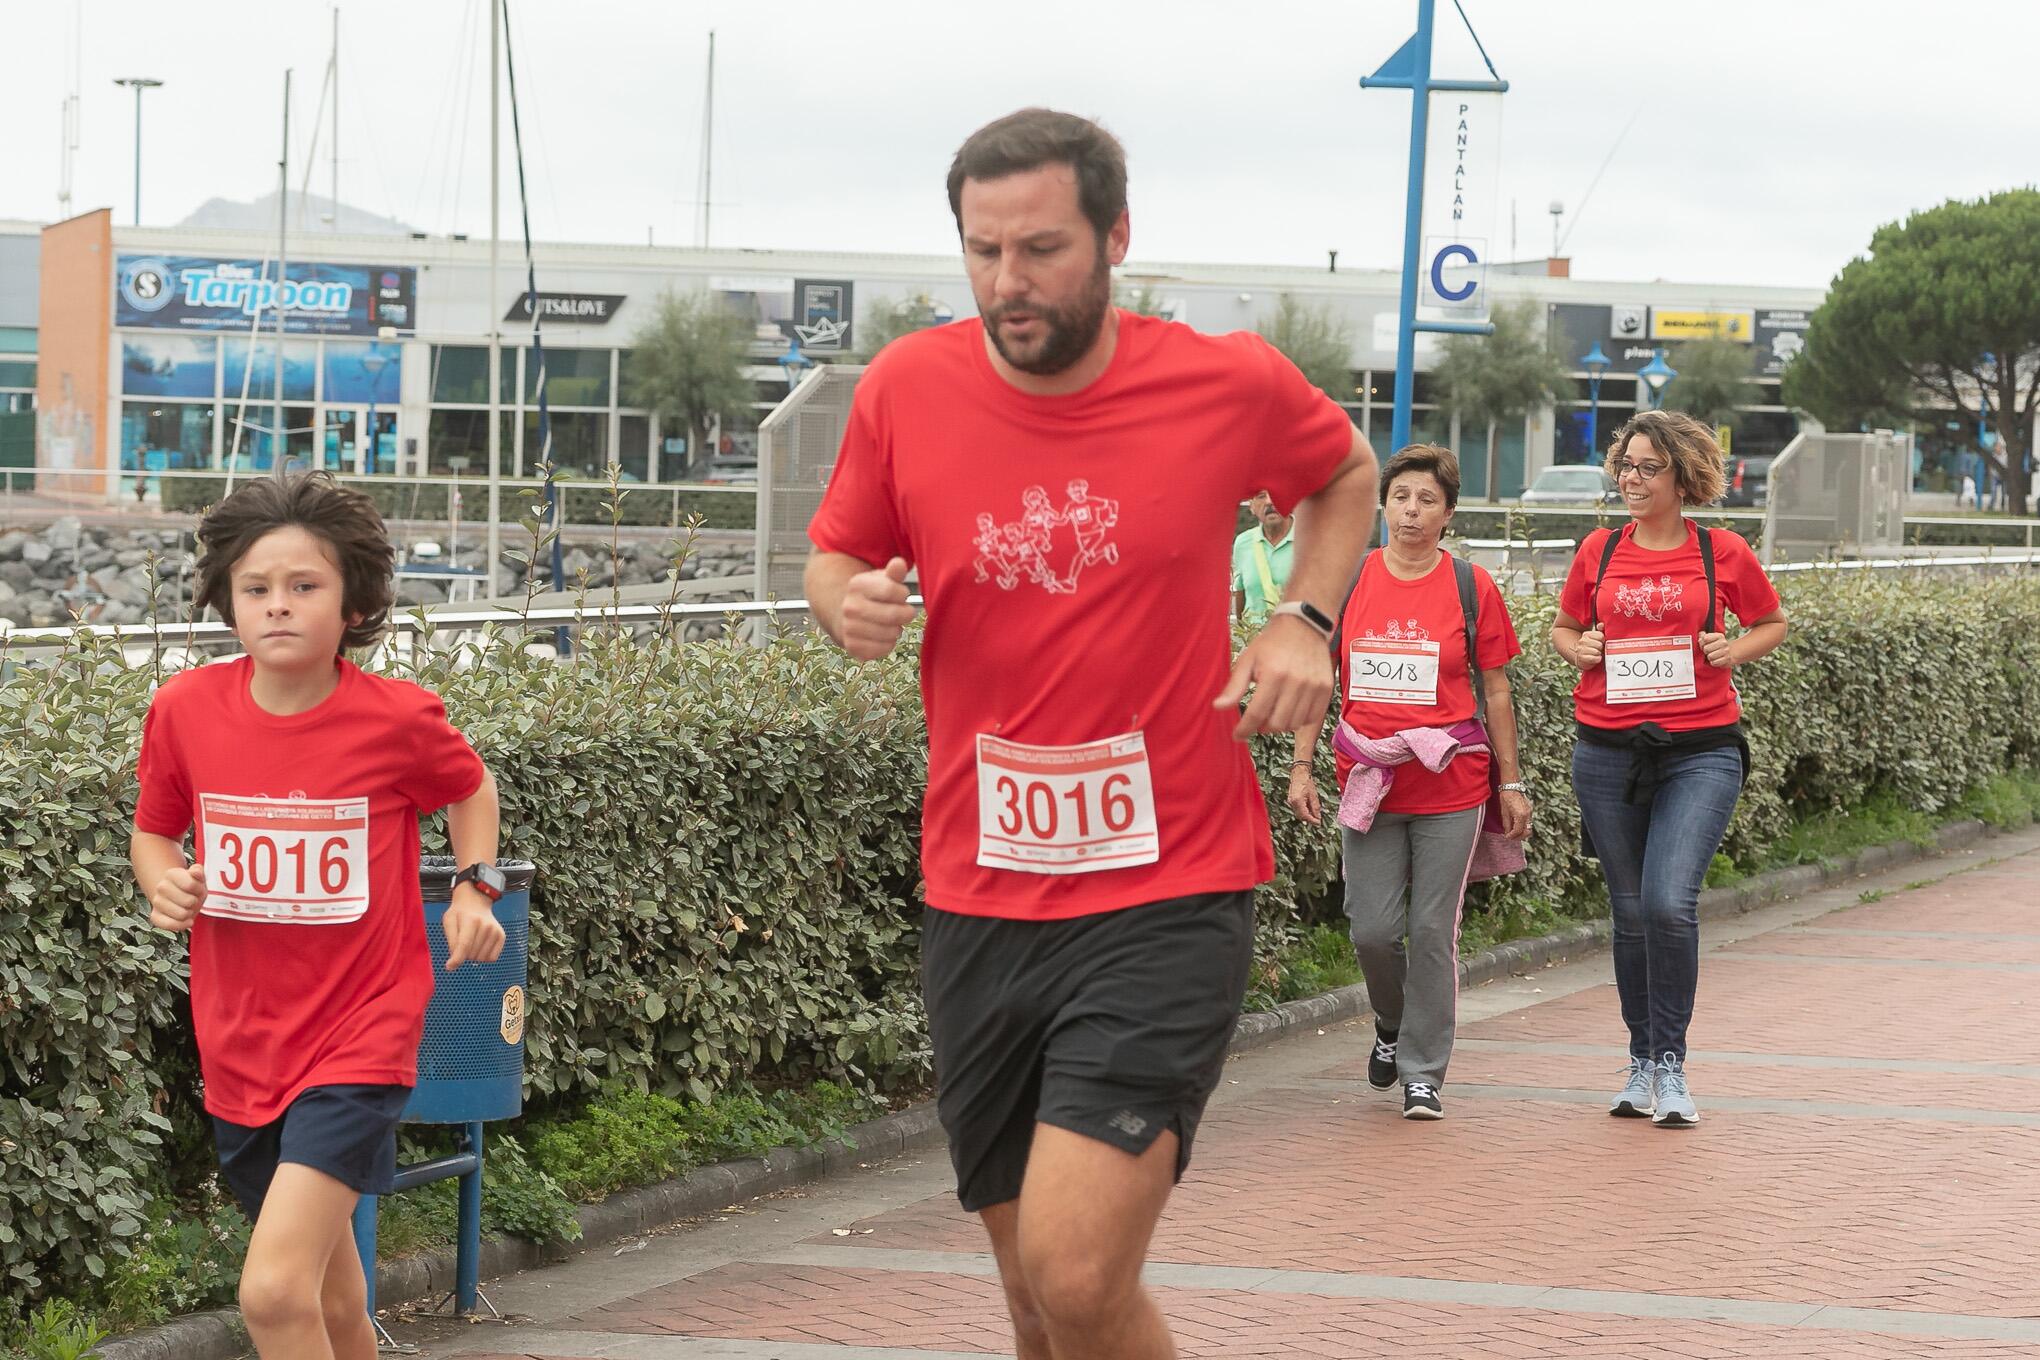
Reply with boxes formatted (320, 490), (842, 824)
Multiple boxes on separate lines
(1402, 1082), (1443, 1120)
(1368, 1030), (1399, 1090)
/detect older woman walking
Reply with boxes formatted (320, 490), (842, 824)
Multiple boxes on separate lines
(1287, 444), (1531, 1120)
(1550, 410), (1789, 1127)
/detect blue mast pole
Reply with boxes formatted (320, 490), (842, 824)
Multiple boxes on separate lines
(1363, 0), (1508, 468)
(1388, 0), (1435, 458)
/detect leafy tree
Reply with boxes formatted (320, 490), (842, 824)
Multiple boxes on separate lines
(1784, 189), (2040, 513)
(1431, 300), (1572, 499)
(1257, 294), (1357, 402)
(623, 290), (755, 475)
(854, 292), (952, 363)
(1663, 337), (1755, 432)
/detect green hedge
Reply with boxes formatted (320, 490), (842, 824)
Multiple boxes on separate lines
(4, 574), (2039, 1315)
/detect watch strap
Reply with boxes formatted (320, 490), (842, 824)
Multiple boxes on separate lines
(1268, 600), (1334, 642)
(453, 861), (506, 901)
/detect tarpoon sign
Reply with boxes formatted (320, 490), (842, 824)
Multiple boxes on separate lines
(116, 255), (417, 336)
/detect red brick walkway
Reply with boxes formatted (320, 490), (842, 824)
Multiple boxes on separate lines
(419, 827), (2040, 1359)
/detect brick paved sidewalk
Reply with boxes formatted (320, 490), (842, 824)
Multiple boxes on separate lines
(403, 824), (2040, 1360)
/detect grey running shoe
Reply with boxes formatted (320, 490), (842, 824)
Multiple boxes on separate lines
(1402, 1082), (1443, 1120)
(1609, 1058), (1656, 1117)
(1652, 1053), (1699, 1127)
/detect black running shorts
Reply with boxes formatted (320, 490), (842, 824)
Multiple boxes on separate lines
(920, 889), (1256, 1213)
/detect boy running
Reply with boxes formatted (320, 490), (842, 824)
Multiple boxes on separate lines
(131, 472), (506, 1360)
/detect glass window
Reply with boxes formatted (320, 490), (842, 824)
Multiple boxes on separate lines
(221, 339), (316, 403)
(428, 410), (514, 475)
(522, 410), (607, 478)
(525, 347), (611, 407)
(120, 336), (216, 398)
(323, 341), (402, 405)
(0, 360), (35, 389)
(429, 345), (514, 404)
(121, 401), (216, 471)
(1368, 406), (1448, 455)
(618, 414), (651, 482)
(0, 327), (36, 354)
(618, 348), (651, 409)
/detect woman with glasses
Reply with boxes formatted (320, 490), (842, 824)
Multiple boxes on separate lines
(1549, 410), (1788, 1127)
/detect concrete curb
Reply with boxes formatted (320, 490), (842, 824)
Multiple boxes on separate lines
(91, 816), (2011, 1360)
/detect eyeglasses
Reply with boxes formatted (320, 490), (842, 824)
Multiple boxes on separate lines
(1615, 459), (1669, 481)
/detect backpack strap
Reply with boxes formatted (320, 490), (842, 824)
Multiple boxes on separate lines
(1588, 525), (1627, 629)
(1453, 553), (1487, 726)
(1695, 523), (1718, 635)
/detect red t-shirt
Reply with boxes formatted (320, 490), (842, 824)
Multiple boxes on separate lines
(134, 657), (486, 1125)
(808, 310), (1355, 920)
(1559, 521), (1781, 731)
(1334, 551), (1521, 814)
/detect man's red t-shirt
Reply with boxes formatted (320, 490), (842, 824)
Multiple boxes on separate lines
(1333, 551), (1521, 814)
(1559, 521), (1781, 731)
(134, 657), (485, 1126)
(808, 311), (1356, 920)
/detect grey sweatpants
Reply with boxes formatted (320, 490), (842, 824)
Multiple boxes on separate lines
(1340, 805), (1484, 1088)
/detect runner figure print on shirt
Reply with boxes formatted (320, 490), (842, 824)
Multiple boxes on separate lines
(1359, 618), (1430, 642)
(971, 482), (1123, 595)
(1614, 575), (1685, 623)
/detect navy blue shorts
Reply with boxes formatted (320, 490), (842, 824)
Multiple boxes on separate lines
(213, 1084), (410, 1222)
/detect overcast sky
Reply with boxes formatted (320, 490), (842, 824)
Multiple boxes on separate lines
(4, 1), (2034, 290)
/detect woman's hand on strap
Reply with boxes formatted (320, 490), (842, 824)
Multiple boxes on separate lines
(1498, 789), (1533, 841)
(1285, 765), (1323, 825)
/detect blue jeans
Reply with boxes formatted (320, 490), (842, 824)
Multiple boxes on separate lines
(1571, 742), (1743, 1063)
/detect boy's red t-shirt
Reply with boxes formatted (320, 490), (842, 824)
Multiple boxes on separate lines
(1333, 551), (1521, 814)
(1558, 521), (1782, 731)
(807, 311), (1356, 921)
(134, 657), (485, 1126)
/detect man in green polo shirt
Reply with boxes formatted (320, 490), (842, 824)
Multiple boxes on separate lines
(1230, 489), (1296, 623)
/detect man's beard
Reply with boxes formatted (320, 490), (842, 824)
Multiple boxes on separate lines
(983, 254), (1113, 376)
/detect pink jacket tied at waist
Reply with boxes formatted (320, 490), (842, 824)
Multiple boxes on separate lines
(1331, 718), (1489, 834)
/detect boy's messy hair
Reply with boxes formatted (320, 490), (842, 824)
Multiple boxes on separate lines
(193, 472), (396, 651)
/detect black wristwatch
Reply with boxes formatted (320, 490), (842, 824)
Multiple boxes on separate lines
(1268, 600), (1336, 643)
(453, 860), (507, 903)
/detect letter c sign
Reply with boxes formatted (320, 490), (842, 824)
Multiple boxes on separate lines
(1430, 244), (1479, 303)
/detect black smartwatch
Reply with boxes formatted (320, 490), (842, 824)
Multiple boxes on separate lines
(1268, 600), (1335, 642)
(453, 860), (507, 903)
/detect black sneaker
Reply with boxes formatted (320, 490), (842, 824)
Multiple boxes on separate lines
(1402, 1082), (1443, 1120)
(1368, 1030), (1399, 1090)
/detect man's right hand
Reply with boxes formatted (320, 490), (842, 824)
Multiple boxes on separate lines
(1572, 624), (1606, 671)
(149, 862), (207, 933)
(839, 557), (916, 661)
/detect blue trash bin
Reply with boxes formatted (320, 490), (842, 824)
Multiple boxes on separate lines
(353, 856), (537, 1322)
(408, 856), (535, 1124)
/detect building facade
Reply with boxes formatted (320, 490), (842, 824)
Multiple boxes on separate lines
(8, 211), (1824, 500)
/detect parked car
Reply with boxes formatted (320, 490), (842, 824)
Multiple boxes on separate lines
(704, 454), (758, 485)
(1720, 454), (1776, 508)
(1519, 465), (1620, 507)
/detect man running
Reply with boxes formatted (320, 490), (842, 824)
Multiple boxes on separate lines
(805, 107), (1377, 1360)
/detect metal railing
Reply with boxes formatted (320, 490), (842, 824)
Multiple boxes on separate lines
(1, 464), (753, 535)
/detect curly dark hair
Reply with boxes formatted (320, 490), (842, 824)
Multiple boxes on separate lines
(947, 108), (1128, 244)
(192, 472), (396, 652)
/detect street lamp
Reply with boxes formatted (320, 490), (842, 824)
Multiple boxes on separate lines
(778, 336), (816, 390)
(1638, 349), (1677, 411)
(1580, 342), (1611, 461)
(112, 78), (164, 225)
(358, 347), (393, 475)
